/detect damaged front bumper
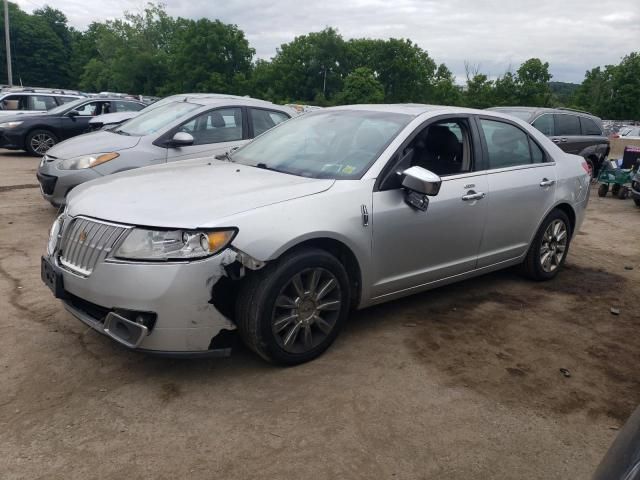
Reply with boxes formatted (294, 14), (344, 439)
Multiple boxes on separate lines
(42, 249), (244, 357)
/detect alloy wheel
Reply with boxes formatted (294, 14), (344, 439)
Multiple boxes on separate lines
(540, 219), (568, 273)
(31, 133), (55, 154)
(271, 267), (342, 354)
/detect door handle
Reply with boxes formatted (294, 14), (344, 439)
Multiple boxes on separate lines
(462, 191), (486, 201)
(539, 178), (556, 187)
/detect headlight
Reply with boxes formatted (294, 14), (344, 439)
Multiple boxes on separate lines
(0, 121), (23, 128)
(57, 152), (119, 170)
(47, 214), (65, 255)
(113, 228), (237, 261)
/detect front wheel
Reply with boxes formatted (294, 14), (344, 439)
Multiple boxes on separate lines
(598, 184), (609, 197)
(25, 129), (58, 156)
(236, 248), (351, 365)
(522, 209), (572, 280)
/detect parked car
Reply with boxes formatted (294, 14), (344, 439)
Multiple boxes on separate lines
(37, 97), (295, 206)
(619, 126), (640, 139)
(41, 105), (590, 364)
(87, 93), (249, 132)
(593, 405), (640, 479)
(488, 107), (609, 177)
(0, 90), (83, 116)
(0, 97), (146, 156)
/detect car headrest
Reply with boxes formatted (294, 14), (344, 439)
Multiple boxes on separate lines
(210, 112), (226, 128)
(491, 127), (524, 150)
(425, 126), (459, 152)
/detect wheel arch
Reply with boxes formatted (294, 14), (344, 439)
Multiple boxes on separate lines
(273, 236), (363, 309)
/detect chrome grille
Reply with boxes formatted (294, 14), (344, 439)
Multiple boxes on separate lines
(58, 217), (129, 276)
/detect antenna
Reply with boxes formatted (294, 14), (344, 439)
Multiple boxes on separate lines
(3, 0), (12, 87)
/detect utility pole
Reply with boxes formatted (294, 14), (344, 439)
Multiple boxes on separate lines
(4, 0), (12, 87)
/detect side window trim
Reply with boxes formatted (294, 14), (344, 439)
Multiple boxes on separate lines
(375, 113), (481, 192)
(475, 115), (552, 171)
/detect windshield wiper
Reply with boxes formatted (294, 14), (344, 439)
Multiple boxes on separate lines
(214, 151), (234, 162)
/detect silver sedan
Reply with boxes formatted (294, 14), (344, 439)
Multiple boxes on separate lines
(41, 104), (591, 364)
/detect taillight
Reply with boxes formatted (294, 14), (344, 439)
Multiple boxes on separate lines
(581, 160), (592, 175)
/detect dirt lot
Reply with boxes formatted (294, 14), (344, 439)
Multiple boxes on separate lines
(1, 150), (639, 479)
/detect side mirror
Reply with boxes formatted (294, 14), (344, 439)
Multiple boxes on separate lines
(401, 166), (442, 211)
(67, 110), (80, 117)
(168, 131), (194, 147)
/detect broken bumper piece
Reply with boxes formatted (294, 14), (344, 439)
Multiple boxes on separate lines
(48, 249), (243, 356)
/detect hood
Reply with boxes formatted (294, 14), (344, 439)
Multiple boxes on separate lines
(46, 131), (141, 159)
(89, 111), (140, 125)
(0, 112), (50, 123)
(67, 159), (335, 228)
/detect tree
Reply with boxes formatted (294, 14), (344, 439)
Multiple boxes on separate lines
(0, 2), (72, 87)
(336, 67), (384, 104)
(267, 28), (348, 103)
(347, 38), (436, 103)
(516, 58), (552, 106)
(492, 71), (518, 106)
(430, 63), (461, 105)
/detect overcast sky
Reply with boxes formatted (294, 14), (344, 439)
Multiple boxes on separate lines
(16, 0), (640, 83)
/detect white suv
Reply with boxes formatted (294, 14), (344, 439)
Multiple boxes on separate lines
(0, 91), (83, 116)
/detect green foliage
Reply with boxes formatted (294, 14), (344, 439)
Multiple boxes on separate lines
(572, 53), (640, 119)
(0, 2), (638, 120)
(336, 67), (384, 104)
(516, 58), (552, 106)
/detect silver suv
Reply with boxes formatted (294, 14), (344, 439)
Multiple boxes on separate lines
(0, 90), (83, 116)
(489, 107), (610, 176)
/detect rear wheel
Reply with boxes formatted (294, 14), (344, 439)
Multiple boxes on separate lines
(236, 248), (351, 365)
(611, 184), (621, 196)
(522, 209), (571, 281)
(598, 184), (609, 197)
(617, 186), (629, 199)
(25, 129), (58, 156)
(634, 198), (640, 207)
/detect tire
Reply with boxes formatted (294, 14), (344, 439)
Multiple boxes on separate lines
(611, 184), (621, 196)
(236, 248), (351, 365)
(634, 198), (640, 207)
(597, 184), (609, 197)
(25, 129), (58, 156)
(522, 209), (572, 281)
(617, 186), (628, 200)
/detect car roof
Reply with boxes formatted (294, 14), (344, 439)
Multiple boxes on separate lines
(488, 106), (601, 120)
(0, 92), (82, 97)
(324, 103), (504, 117)
(177, 96), (294, 110)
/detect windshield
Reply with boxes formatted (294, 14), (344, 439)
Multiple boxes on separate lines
(114, 101), (201, 136)
(47, 98), (87, 115)
(232, 110), (411, 179)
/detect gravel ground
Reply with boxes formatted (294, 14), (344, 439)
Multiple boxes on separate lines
(1, 150), (639, 479)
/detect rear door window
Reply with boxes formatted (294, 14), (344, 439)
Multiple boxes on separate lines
(554, 114), (581, 136)
(56, 96), (78, 105)
(579, 117), (602, 136)
(250, 108), (290, 137)
(532, 115), (554, 136)
(480, 119), (535, 169)
(1, 94), (27, 111)
(114, 101), (145, 112)
(29, 95), (57, 110)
